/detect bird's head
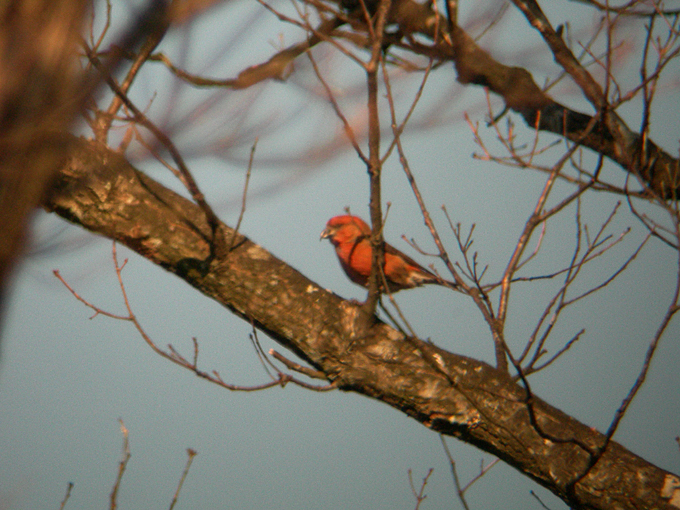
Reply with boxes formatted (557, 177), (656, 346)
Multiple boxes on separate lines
(320, 215), (371, 246)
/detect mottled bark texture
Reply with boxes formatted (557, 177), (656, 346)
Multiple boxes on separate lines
(43, 138), (680, 510)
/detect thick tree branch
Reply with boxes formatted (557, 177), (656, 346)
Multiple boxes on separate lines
(281, 0), (679, 198)
(429, 10), (680, 199)
(127, 0), (679, 198)
(43, 137), (680, 510)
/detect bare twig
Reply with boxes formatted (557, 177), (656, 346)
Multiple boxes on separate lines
(530, 490), (554, 510)
(83, 48), (223, 251)
(364, 0), (392, 316)
(96, 19), (169, 142)
(517, 203), (646, 372)
(151, 15), (344, 88)
(110, 420), (131, 510)
(439, 436), (470, 510)
(249, 326), (279, 382)
(269, 349), (331, 382)
(88, 0), (111, 55)
(526, 329), (585, 375)
(307, 51), (368, 164)
(58, 482), (74, 510)
(408, 468), (434, 510)
(440, 435), (500, 509)
(227, 138), (257, 253)
(168, 448), (197, 510)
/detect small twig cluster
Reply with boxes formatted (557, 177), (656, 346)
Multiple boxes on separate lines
(55, 242), (334, 394)
(440, 435), (500, 510)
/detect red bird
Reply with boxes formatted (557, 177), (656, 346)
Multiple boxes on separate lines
(320, 215), (449, 293)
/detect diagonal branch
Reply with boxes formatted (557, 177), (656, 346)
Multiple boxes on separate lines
(379, 0), (680, 198)
(43, 136), (680, 510)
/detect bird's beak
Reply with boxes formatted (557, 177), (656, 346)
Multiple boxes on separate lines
(320, 226), (332, 241)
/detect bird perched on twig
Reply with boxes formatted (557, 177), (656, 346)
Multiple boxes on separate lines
(320, 214), (453, 293)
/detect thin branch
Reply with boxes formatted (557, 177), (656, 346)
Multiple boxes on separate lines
(576, 0), (680, 17)
(53, 270), (130, 321)
(96, 17), (168, 142)
(151, 14), (344, 88)
(55, 242), (333, 393)
(524, 328), (585, 376)
(269, 349), (331, 382)
(408, 468), (434, 510)
(511, 0), (606, 110)
(530, 490), (554, 510)
(461, 457), (501, 494)
(227, 138), (257, 253)
(110, 420), (131, 510)
(562, 230), (648, 307)
(58, 482), (74, 510)
(89, 0), (111, 55)
(440, 435), (499, 509)
(440, 436), (470, 510)
(83, 47), (223, 250)
(364, 0), (392, 315)
(605, 262), (680, 446)
(249, 326), (279, 382)
(307, 51), (368, 164)
(168, 448), (197, 510)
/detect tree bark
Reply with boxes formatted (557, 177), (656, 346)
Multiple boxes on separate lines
(43, 137), (680, 510)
